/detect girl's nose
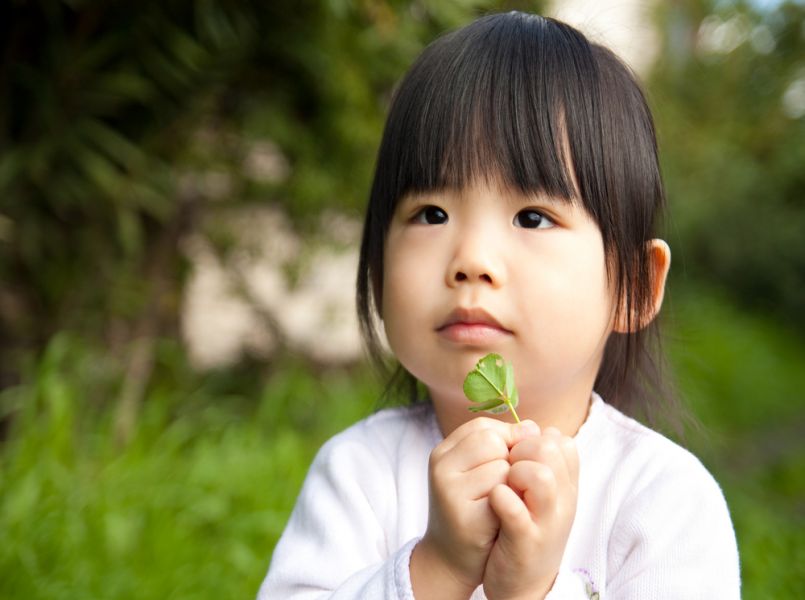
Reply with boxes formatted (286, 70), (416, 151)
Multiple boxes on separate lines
(445, 235), (506, 288)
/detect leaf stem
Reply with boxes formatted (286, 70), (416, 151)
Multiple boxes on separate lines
(477, 369), (521, 423)
(505, 399), (521, 423)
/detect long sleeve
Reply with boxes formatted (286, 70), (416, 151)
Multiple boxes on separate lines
(548, 396), (741, 600)
(257, 407), (436, 599)
(604, 451), (741, 599)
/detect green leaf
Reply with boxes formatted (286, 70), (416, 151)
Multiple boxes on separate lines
(467, 398), (504, 412)
(505, 360), (514, 399)
(463, 353), (520, 422)
(463, 354), (505, 402)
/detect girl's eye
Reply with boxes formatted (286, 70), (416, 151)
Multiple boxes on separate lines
(413, 205), (448, 225)
(514, 209), (554, 229)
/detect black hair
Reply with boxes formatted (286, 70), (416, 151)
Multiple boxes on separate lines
(357, 12), (678, 428)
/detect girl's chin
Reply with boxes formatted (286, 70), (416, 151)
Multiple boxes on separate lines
(419, 380), (474, 406)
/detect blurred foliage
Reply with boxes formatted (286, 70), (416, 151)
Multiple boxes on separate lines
(667, 285), (805, 598)
(651, 0), (805, 327)
(667, 284), (805, 595)
(0, 0), (532, 375)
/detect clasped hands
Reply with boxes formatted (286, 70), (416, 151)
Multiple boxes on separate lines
(410, 418), (579, 600)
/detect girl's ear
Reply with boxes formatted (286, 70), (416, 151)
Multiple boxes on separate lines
(613, 239), (671, 333)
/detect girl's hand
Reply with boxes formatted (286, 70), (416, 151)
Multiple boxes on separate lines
(410, 418), (539, 599)
(482, 427), (579, 600)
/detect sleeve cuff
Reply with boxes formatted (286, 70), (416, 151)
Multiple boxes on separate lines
(545, 568), (598, 599)
(392, 537), (421, 600)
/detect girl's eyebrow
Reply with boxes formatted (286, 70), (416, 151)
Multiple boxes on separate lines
(501, 189), (576, 209)
(397, 189), (455, 206)
(513, 193), (572, 206)
(398, 187), (576, 208)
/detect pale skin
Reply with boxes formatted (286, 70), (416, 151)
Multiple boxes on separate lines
(383, 180), (671, 599)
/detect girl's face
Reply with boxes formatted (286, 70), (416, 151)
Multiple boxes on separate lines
(381, 180), (617, 434)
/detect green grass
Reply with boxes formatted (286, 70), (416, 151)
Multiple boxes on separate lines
(0, 340), (380, 599)
(0, 285), (803, 598)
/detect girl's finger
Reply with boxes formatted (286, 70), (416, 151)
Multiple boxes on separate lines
(488, 483), (535, 544)
(436, 427), (510, 474)
(464, 458), (511, 500)
(543, 428), (579, 492)
(507, 460), (558, 518)
(509, 435), (567, 487)
(435, 417), (539, 459)
(510, 430), (577, 492)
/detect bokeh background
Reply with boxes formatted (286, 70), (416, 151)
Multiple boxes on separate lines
(1, 0), (803, 597)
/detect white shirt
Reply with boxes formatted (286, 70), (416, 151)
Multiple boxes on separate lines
(258, 395), (740, 599)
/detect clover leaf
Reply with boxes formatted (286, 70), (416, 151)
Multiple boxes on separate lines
(463, 353), (521, 423)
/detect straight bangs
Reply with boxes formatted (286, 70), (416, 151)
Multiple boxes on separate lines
(380, 12), (590, 208)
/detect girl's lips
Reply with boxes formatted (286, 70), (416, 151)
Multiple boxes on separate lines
(436, 307), (512, 345)
(437, 322), (511, 345)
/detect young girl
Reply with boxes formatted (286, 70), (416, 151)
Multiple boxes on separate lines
(259, 12), (740, 599)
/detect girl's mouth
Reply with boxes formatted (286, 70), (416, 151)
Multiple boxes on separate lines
(436, 307), (512, 345)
